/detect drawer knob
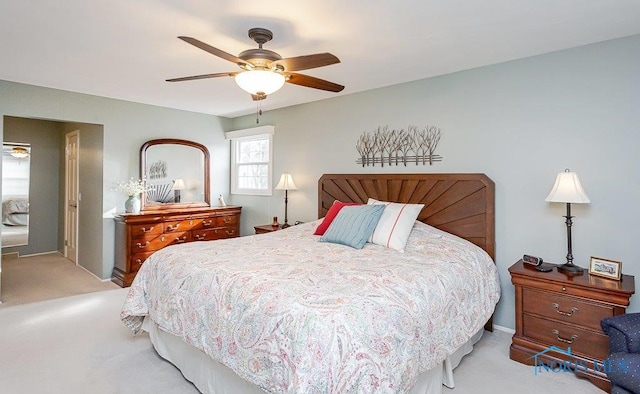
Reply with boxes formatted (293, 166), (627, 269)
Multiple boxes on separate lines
(202, 220), (212, 226)
(175, 236), (187, 243)
(551, 329), (578, 344)
(140, 226), (154, 233)
(167, 224), (181, 231)
(195, 234), (206, 240)
(223, 217), (232, 223)
(552, 303), (578, 317)
(226, 230), (235, 235)
(135, 241), (150, 248)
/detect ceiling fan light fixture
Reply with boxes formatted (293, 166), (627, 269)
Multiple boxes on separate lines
(10, 147), (29, 159)
(235, 70), (285, 96)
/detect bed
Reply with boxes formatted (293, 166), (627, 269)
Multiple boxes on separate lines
(2, 197), (29, 226)
(121, 173), (500, 394)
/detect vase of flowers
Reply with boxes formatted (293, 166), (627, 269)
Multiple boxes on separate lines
(115, 178), (152, 214)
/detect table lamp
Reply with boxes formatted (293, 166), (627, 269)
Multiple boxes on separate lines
(545, 169), (590, 273)
(275, 173), (297, 228)
(173, 178), (185, 203)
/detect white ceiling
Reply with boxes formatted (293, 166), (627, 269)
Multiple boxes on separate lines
(1, 1), (639, 118)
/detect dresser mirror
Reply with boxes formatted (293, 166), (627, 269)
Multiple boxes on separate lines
(140, 139), (210, 211)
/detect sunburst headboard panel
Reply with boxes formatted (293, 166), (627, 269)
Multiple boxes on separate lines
(318, 173), (495, 260)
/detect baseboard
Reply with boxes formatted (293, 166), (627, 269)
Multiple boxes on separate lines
(2, 250), (61, 258)
(494, 324), (515, 334)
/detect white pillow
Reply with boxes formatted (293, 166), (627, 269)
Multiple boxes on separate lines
(367, 198), (425, 252)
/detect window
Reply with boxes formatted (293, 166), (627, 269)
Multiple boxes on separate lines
(226, 125), (274, 196)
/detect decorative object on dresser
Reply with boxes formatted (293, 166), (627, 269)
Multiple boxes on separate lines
(275, 173), (297, 228)
(112, 206), (241, 287)
(509, 259), (635, 391)
(115, 178), (153, 214)
(254, 223), (280, 234)
(545, 168), (591, 273)
(355, 125), (442, 167)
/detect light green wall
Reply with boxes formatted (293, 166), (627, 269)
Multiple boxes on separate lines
(0, 82), (232, 282)
(231, 34), (640, 329)
(1, 34), (637, 329)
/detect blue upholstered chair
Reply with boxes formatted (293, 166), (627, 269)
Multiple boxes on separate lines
(601, 313), (640, 394)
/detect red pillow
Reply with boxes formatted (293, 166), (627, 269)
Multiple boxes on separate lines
(314, 200), (360, 235)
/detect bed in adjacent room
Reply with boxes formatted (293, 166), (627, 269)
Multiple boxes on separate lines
(121, 173), (500, 394)
(2, 197), (29, 226)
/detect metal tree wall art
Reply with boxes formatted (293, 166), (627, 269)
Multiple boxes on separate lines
(355, 125), (442, 167)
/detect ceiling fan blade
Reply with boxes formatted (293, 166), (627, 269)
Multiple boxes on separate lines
(178, 36), (249, 67)
(286, 73), (344, 92)
(273, 53), (340, 72)
(166, 72), (236, 82)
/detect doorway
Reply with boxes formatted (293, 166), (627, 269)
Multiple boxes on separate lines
(0, 116), (105, 304)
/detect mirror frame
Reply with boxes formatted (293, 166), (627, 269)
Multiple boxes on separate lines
(140, 138), (210, 211)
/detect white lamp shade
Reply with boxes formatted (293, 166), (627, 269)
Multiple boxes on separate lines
(235, 70), (286, 96)
(545, 169), (590, 203)
(275, 173), (297, 190)
(172, 179), (186, 190)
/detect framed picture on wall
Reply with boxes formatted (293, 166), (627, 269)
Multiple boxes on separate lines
(588, 256), (622, 280)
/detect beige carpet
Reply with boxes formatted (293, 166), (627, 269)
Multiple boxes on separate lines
(0, 289), (604, 394)
(0, 252), (119, 307)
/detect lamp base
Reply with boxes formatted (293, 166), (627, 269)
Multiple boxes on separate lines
(280, 223), (291, 229)
(557, 263), (584, 274)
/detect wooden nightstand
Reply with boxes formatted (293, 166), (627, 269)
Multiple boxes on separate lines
(509, 259), (635, 391)
(254, 224), (280, 234)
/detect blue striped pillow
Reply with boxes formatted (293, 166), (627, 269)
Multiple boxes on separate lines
(319, 204), (385, 249)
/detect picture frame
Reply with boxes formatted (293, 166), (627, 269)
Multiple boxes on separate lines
(588, 256), (622, 280)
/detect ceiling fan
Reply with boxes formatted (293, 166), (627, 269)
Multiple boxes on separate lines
(167, 28), (345, 101)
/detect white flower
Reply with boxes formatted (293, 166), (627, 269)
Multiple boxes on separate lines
(115, 178), (153, 197)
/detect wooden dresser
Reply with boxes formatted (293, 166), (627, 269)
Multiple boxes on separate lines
(112, 206), (241, 287)
(509, 260), (635, 391)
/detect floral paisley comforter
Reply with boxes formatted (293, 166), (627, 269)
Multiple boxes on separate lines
(121, 220), (500, 393)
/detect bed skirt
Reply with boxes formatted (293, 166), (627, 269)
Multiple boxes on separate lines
(143, 317), (483, 394)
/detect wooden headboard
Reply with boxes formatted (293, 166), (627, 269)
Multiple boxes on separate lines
(318, 173), (495, 260)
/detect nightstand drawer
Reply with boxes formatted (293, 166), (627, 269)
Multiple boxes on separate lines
(523, 288), (614, 331)
(523, 315), (609, 361)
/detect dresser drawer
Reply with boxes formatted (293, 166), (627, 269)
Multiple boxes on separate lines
(164, 220), (201, 233)
(130, 251), (155, 272)
(131, 232), (191, 253)
(523, 314), (609, 360)
(193, 227), (237, 241)
(213, 215), (238, 227)
(130, 223), (163, 237)
(523, 288), (614, 331)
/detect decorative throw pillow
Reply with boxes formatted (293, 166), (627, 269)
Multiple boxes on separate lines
(367, 198), (425, 252)
(314, 200), (360, 235)
(319, 204), (385, 249)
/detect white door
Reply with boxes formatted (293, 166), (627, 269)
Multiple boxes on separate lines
(65, 131), (79, 263)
